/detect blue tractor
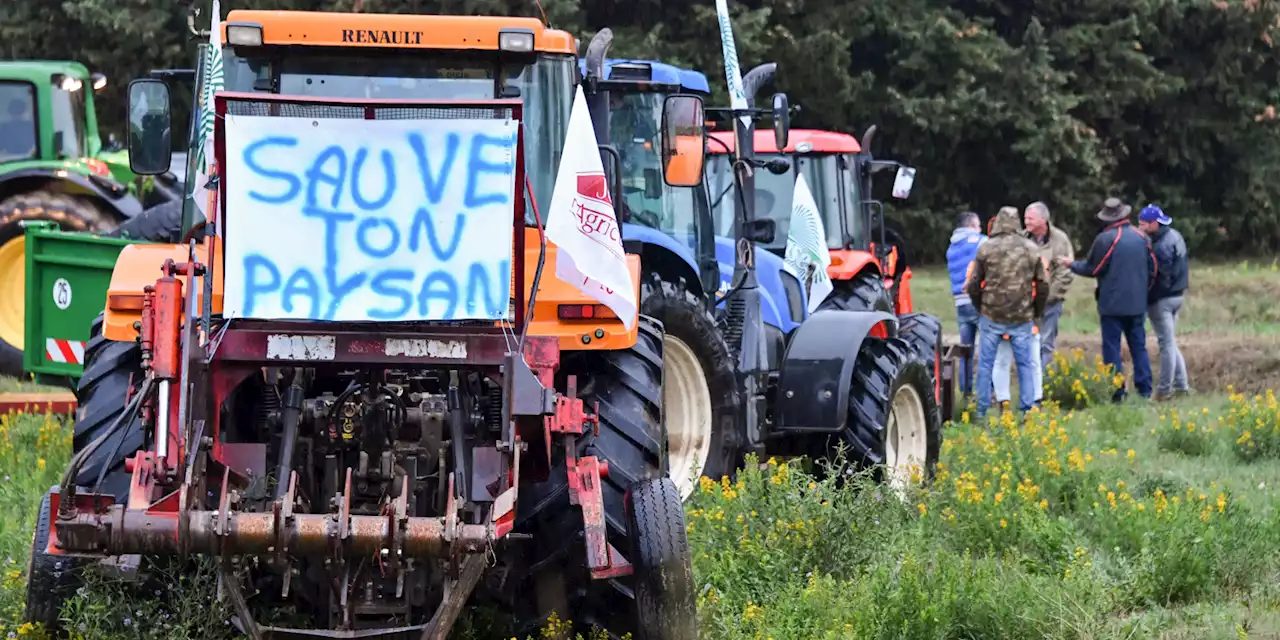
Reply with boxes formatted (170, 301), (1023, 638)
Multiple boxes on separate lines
(581, 34), (807, 499)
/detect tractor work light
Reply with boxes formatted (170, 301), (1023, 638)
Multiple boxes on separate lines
(55, 75), (83, 92)
(92, 73), (108, 91)
(226, 22), (264, 47)
(498, 29), (535, 53)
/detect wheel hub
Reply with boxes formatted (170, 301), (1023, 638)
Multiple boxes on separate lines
(885, 383), (928, 497)
(662, 335), (713, 500)
(0, 236), (26, 351)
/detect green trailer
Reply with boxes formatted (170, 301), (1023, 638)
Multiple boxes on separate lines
(0, 61), (191, 377)
(19, 220), (140, 385)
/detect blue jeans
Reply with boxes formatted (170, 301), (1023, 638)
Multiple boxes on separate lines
(1101, 314), (1153, 401)
(956, 303), (980, 397)
(975, 317), (1037, 418)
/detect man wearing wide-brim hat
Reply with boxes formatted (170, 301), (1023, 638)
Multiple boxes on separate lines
(1056, 197), (1157, 402)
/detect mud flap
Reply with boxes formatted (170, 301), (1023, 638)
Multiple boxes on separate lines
(774, 309), (897, 434)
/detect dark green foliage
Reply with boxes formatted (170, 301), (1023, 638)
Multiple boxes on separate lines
(3, 0), (1278, 259)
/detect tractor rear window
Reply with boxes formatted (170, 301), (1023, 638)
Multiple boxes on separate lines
(0, 82), (37, 162)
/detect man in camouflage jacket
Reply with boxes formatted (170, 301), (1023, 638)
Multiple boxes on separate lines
(966, 206), (1049, 419)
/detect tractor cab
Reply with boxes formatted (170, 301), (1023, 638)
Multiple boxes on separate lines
(707, 126), (918, 314)
(0, 61), (112, 176)
(578, 51), (724, 307)
(134, 13), (577, 246)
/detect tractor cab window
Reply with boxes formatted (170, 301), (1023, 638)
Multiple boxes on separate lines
(707, 153), (791, 252)
(708, 152), (840, 253)
(0, 82), (37, 162)
(609, 91), (700, 249)
(838, 153), (865, 250)
(219, 48), (573, 225)
(49, 75), (87, 159)
(798, 154), (843, 249)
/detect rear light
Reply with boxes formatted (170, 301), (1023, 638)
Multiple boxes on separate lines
(108, 294), (145, 311)
(84, 158), (110, 177)
(557, 304), (616, 320)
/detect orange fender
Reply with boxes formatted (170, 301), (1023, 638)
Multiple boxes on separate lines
(826, 249), (880, 282)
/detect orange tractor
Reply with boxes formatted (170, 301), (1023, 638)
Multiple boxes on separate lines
(706, 125), (950, 413)
(25, 9), (695, 639)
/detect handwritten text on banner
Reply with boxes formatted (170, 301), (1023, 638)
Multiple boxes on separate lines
(222, 115), (517, 322)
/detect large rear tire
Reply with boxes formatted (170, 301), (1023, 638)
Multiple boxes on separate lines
(640, 273), (740, 500)
(0, 190), (117, 376)
(511, 316), (683, 637)
(814, 270), (893, 314)
(73, 313), (145, 502)
(106, 200), (184, 242)
(839, 336), (942, 492)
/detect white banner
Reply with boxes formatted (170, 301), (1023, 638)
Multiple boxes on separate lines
(221, 115), (518, 322)
(545, 86), (637, 329)
(783, 173), (833, 312)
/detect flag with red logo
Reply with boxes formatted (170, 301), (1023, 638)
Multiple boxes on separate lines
(545, 86), (637, 329)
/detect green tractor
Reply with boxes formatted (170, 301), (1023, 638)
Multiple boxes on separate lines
(0, 61), (184, 376)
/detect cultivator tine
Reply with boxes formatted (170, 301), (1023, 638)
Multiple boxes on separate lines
(420, 554), (486, 640)
(222, 564), (264, 640)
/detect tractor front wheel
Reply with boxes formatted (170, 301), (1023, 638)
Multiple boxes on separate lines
(0, 190), (116, 376)
(626, 477), (697, 639)
(640, 274), (740, 500)
(510, 316), (692, 637)
(840, 337), (942, 492)
(24, 486), (90, 632)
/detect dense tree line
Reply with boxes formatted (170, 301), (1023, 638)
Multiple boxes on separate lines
(4, 0), (1278, 261)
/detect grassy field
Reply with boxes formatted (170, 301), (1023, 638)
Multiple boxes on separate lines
(0, 259), (1277, 638)
(910, 260), (1280, 394)
(1, 391), (1279, 638)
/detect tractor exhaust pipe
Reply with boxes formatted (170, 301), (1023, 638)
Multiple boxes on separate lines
(860, 125), (877, 156)
(584, 28), (614, 144)
(742, 63), (777, 107)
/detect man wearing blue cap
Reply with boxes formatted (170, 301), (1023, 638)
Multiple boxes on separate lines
(1139, 204), (1191, 400)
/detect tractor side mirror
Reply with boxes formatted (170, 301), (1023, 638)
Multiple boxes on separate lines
(660, 94), (705, 187)
(891, 166), (917, 200)
(127, 79), (172, 176)
(771, 92), (790, 151)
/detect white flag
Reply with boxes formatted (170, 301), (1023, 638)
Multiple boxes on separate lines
(190, 0), (225, 231)
(782, 174), (833, 312)
(545, 86), (637, 330)
(714, 0), (751, 129)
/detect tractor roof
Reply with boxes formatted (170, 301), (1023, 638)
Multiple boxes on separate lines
(223, 10), (576, 54)
(576, 58), (711, 94)
(708, 129), (861, 154)
(0, 61), (91, 84)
